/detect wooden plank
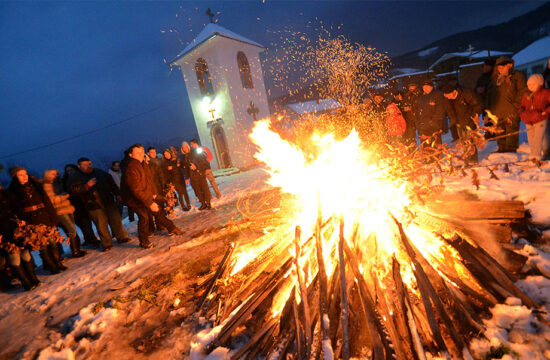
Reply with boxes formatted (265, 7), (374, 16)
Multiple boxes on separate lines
(426, 200), (525, 220)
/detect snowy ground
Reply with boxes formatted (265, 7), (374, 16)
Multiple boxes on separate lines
(1, 139), (550, 360)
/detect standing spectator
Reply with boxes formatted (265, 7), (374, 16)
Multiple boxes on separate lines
(486, 57), (527, 153)
(182, 142), (212, 210)
(146, 147), (166, 197)
(442, 84), (484, 163)
(42, 169), (86, 258)
(62, 164), (100, 248)
(189, 139), (221, 199)
(402, 83), (420, 146)
(518, 74), (550, 160)
(0, 187), (40, 290)
(8, 167), (66, 274)
(415, 80), (446, 145)
(121, 144), (182, 249)
(108, 161), (122, 189)
(543, 58), (550, 89)
(475, 59), (495, 101)
(384, 103), (407, 143)
(66, 158), (129, 251)
(161, 149), (191, 211)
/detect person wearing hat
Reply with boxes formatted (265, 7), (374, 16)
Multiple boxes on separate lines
(161, 148), (191, 211)
(518, 74), (550, 160)
(415, 79), (446, 145)
(402, 82), (421, 146)
(486, 56), (527, 152)
(443, 83), (483, 163)
(8, 166), (67, 274)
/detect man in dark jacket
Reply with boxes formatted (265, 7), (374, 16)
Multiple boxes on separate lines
(486, 57), (527, 152)
(415, 80), (446, 145)
(443, 84), (483, 163)
(67, 157), (129, 251)
(146, 147), (165, 196)
(182, 141), (212, 210)
(161, 149), (191, 211)
(402, 83), (420, 146)
(121, 144), (182, 248)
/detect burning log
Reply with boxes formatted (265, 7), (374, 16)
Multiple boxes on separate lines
(197, 243), (236, 314)
(293, 226), (312, 357)
(338, 219), (350, 360)
(426, 200), (525, 220)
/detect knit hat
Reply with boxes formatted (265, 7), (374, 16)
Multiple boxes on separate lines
(9, 166), (25, 178)
(495, 56), (514, 66)
(422, 80), (434, 87)
(442, 83), (458, 94)
(527, 74), (544, 88)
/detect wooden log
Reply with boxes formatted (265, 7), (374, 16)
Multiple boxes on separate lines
(392, 215), (470, 360)
(291, 288), (303, 360)
(231, 317), (278, 360)
(314, 201), (331, 358)
(293, 226), (312, 357)
(392, 257), (427, 360)
(197, 242), (236, 313)
(338, 219), (350, 360)
(426, 200), (525, 220)
(343, 240), (392, 360)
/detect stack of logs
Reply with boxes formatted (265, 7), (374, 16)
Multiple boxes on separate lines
(194, 200), (544, 359)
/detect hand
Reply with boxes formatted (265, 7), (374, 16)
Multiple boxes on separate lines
(153, 194), (157, 199)
(185, 179), (189, 185)
(429, 101), (435, 106)
(87, 178), (97, 187)
(167, 166), (173, 170)
(190, 163), (197, 170)
(150, 202), (159, 212)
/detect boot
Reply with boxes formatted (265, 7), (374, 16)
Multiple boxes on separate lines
(41, 248), (61, 274)
(22, 260), (40, 288)
(12, 265), (33, 290)
(49, 244), (68, 271)
(69, 236), (87, 258)
(199, 203), (207, 211)
(0, 267), (20, 291)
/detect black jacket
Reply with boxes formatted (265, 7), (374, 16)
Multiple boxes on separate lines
(414, 90), (445, 133)
(148, 157), (166, 194)
(66, 168), (119, 211)
(189, 148), (210, 175)
(161, 157), (185, 187)
(444, 88), (483, 129)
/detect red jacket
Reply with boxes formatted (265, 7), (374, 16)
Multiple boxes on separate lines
(519, 88), (550, 125)
(385, 103), (407, 136)
(202, 146), (214, 163)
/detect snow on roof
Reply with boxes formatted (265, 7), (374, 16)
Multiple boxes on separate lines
(389, 69), (434, 81)
(513, 36), (550, 67)
(436, 70), (459, 77)
(459, 61), (484, 69)
(418, 46), (438, 57)
(171, 23), (265, 64)
(287, 99), (342, 115)
(430, 50), (511, 69)
(393, 68), (421, 75)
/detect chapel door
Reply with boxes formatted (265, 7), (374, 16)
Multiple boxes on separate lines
(211, 125), (231, 169)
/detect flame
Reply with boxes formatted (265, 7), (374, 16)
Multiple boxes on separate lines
(485, 109), (499, 126)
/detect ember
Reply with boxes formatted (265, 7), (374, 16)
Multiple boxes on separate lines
(191, 120), (541, 360)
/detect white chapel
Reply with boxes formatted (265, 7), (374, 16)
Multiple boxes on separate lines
(171, 22), (270, 170)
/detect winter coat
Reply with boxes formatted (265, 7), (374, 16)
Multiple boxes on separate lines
(189, 148), (210, 175)
(161, 157), (185, 187)
(0, 189), (18, 238)
(148, 157), (166, 194)
(543, 65), (550, 89)
(443, 88), (483, 129)
(66, 169), (119, 211)
(202, 146), (214, 163)
(518, 88), (550, 125)
(42, 181), (75, 216)
(475, 72), (492, 102)
(385, 103), (407, 136)
(414, 90), (446, 134)
(121, 158), (156, 209)
(8, 177), (58, 227)
(486, 70), (527, 119)
(108, 169), (121, 188)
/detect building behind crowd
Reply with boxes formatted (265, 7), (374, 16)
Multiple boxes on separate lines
(513, 35), (550, 77)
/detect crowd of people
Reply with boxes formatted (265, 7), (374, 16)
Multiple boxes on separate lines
(368, 56), (550, 162)
(0, 139), (221, 292)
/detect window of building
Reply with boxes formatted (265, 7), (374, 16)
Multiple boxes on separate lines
(195, 58), (214, 96)
(237, 51), (254, 89)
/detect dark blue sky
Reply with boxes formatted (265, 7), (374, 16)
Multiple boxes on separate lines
(0, 1), (544, 181)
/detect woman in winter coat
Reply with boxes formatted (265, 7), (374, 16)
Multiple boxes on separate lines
(518, 74), (550, 160)
(8, 167), (67, 274)
(0, 186), (40, 290)
(161, 149), (191, 211)
(385, 102), (407, 144)
(43, 169), (86, 258)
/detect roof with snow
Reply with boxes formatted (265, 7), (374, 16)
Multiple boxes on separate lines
(171, 23), (265, 64)
(430, 50), (512, 70)
(389, 69), (434, 81)
(287, 99), (342, 115)
(513, 36), (550, 67)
